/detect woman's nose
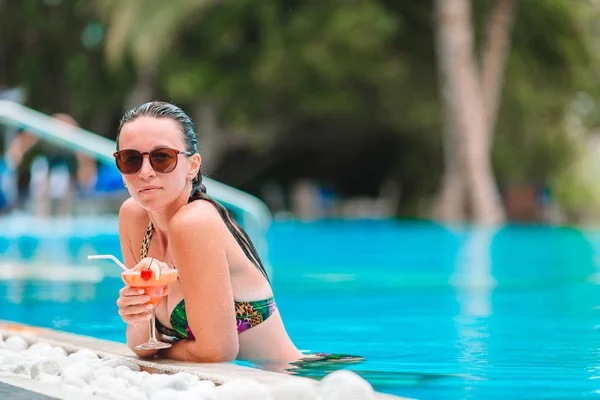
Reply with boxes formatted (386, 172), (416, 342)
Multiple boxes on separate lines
(138, 155), (156, 179)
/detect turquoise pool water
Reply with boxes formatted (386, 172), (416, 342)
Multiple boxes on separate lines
(1, 218), (600, 399)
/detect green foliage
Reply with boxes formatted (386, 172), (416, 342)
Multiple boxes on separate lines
(0, 0), (133, 132)
(3, 0), (600, 219)
(492, 0), (600, 202)
(548, 131), (600, 222)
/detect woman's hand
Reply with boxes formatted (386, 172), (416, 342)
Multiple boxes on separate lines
(116, 286), (154, 325)
(117, 257), (171, 325)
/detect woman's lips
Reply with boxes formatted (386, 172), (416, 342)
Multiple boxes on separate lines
(139, 187), (161, 194)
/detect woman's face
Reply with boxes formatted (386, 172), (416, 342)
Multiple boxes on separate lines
(117, 116), (200, 211)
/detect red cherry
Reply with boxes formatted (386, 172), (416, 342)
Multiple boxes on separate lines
(140, 268), (153, 281)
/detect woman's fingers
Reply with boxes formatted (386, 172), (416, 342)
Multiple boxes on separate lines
(117, 294), (151, 308)
(117, 278), (170, 325)
(119, 303), (154, 316)
(117, 286), (150, 307)
(117, 292), (155, 324)
(120, 286), (146, 297)
(122, 312), (153, 324)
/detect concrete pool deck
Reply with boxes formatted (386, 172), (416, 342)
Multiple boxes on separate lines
(0, 321), (410, 399)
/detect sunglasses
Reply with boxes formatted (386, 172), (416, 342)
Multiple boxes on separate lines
(113, 147), (193, 175)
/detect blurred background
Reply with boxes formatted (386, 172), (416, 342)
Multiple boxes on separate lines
(4, 0), (600, 223)
(4, 0), (600, 399)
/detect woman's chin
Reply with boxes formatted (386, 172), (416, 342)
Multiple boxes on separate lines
(135, 196), (169, 212)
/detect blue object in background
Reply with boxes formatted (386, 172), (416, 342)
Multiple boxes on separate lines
(93, 163), (124, 194)
(0, 158), (16, 211)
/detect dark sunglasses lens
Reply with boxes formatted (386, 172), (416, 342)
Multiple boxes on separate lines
(150, 148), (178, 173)
(116, 150), (143, 174)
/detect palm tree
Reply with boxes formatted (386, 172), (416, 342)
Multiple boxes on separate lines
(433, 0), (519, 224)
(98, 0), (218, 108)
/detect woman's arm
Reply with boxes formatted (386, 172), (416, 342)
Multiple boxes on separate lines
(162, 201), (239, 362)
(118, 198), (160, 358)
(157, 338), (193, 361)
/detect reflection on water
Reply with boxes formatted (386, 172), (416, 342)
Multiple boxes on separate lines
(1, 220), (600, 399)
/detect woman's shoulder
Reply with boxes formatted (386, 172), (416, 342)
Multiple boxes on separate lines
(169, 199), (224, 236)
(118, 197), (149, 227)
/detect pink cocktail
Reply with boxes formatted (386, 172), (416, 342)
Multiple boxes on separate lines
(122, 268), (178, 307)
(87, 254), (178, 351)
(122, 262), (178, 350)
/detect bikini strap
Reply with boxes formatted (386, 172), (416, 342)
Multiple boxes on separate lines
(140, 222), (155, 260)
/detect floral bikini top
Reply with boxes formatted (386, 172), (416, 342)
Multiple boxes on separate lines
(140, 222), (277, 340)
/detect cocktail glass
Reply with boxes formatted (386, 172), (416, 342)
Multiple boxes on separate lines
(122, 262), (178, 350)
(88, 255), (178, 350)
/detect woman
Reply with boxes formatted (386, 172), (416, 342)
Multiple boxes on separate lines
(114, 101), (360, 368)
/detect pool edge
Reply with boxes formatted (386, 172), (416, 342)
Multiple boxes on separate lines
(0, 321), (410, 400)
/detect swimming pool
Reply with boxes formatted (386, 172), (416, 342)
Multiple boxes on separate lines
(1, 217), (600, 399)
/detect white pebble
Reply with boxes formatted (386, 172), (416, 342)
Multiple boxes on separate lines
(196, 380), (216, 389)
(5, 336), (28, 352)
(0, 364), (17, 375)
(35, 373), (62, 384)
(30, 359), (61, 379)
(91, 375), (129, 391)
(121, 370), (144, 386)
(123, 387), (149, 400)
(68, 348), (99, 360)
(12, 364), (30, 376)
(321, 370), (375, 400)
(172, 371), (199, 384)
(150, 388), (179, 400)
(79, 358), (102, 369)
(61, 362), (94, 383)
(26, 342), (51, 355)
(176, 394), (197, 400)
(115, 365), (135, 374)
(270, 379), (318, 400)
(185, 384), (218, 400)
(101, 357), (141, 371)
(23, 354), (42, 365)
(81, 385), (98, 395)
(66, 355), (101, 369)
(94, 365), (116, 379)
(149, 374), (191, 392)
(1, 352), (24, 366)
(137, 370), (151, 380)
(142, 373), (172, 393)
(215, 378), (273, 400)
(165, 378), (189, 392)
(63, 377), (88, 388)
(106, 389), (139, 400)
(46, 355), (68, 371)
(40, 346), (68, 358)
(92, 387), (112, 398)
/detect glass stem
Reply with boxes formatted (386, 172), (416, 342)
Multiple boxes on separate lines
(149, 310), (157, 342)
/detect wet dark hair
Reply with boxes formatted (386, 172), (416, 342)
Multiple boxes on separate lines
(117, 101), (270, 283)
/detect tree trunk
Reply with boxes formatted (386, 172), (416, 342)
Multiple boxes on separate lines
(124, 65), (156, 111)
(435, 0), (505, 224)
(480, 0), (519, 150)
(192, 100), (226, 173)
(430, 98), (466, 222)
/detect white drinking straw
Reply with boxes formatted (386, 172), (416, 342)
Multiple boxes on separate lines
(87, 254), (127, 271)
